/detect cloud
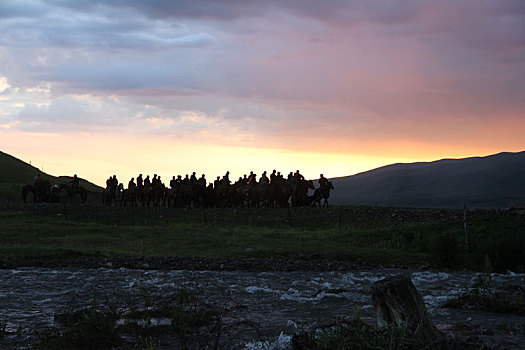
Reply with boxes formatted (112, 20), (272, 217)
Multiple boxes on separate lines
(0, 0), (524, 155)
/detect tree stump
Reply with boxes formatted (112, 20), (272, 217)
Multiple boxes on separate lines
(371, 274), (443, 341)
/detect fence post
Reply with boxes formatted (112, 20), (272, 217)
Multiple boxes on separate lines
(463, 204), (468, 250)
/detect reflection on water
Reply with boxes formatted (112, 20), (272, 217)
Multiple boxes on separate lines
(0, 267), (524, 348)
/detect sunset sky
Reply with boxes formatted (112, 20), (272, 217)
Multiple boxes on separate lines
(1, 1), (524, 186)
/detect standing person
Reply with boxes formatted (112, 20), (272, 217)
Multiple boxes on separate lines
(128, 177), (136, 189)
(137, 174), (143, 189)
(144, 175), (151, 187)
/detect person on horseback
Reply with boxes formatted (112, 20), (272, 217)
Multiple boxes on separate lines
(294, 170), (305, 182)
(222, 171), (231, 185)
(198, 174), (207, 186)
(70, 174), (79, 189)
(34, 173), (42, 186)
(248, 171), (257, 185)
(319, 174), (328, 191)
(287, 172), (294, 185)
(260, 171), (269, 185)
(270, 170), (277, 184)
(109, 175), (118, 192)
(128, 177), (136, 189)
(214, 176), (221, 189)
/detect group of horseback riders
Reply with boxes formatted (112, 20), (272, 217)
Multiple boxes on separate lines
(22, 173), (86, 204)
(103, 170), (334, 208)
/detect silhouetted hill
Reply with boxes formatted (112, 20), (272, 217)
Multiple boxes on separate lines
(0, 151), (102, 202)
(329, 151), (525, 208)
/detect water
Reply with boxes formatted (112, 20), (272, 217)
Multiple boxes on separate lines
(0, 267), (524, 349)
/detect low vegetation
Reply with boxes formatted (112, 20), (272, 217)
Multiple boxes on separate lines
(0, 204), (523, 272)
(36, 289), (222, 349)
(292, 314), (492, 350)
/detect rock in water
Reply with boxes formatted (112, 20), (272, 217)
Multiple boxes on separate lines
(371, 274), (443, 341)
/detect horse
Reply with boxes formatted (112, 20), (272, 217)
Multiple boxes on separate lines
(103, 186), (118, 207)
(22, 180), (53, 203)
(312, 181), (334, 208)
(59, 183), (87, 204)
(291, 179), (315, 207)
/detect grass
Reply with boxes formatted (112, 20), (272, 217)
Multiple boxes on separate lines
(36, 289), (220, 349)
(0, 205), (523, 271)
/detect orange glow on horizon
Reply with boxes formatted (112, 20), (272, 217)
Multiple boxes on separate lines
(1, 130), (522, 187)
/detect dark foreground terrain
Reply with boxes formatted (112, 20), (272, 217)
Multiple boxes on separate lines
(0, 204), (524, 349)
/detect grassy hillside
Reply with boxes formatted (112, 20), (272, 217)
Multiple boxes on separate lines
(0, 151), (102, 203)
(329, 151), (525, 208)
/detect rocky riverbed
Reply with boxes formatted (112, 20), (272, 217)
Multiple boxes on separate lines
(0, 258), (524, 349)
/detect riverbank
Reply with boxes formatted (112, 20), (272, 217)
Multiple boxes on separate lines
(2, 255), (388, 271)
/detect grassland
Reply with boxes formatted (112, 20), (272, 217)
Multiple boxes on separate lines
(1, 204), (523, 272)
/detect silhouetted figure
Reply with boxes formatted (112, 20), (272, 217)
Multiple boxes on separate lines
(270, 170), (277, 183)
(260, 171), (269, 184)
(70, 174), (79, 189)
(198, 174), (206, 186)
(34, 173), (42, 186)
(222, 171), (230, 185)
(137, 174), (143, 189)
(110, 175), (118, 191)
(248, 171), (257, 185)
(170, 176), (177, 189)
(287, 171), (294, 184)
(183, 174), (190, 185)
(214, 176), (221, 188)
(128, 177), (136, 189)
(190, 172), (197, 184)
(319, 174), (328, 190)
(294, 170), (304, 182)
(144, 175), (151, 187)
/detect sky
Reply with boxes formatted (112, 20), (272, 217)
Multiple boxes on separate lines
(0, 1), (524, 187)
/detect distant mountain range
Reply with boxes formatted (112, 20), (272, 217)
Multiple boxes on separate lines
(2, 150), (524, 208)
(329, 151), (525, 208)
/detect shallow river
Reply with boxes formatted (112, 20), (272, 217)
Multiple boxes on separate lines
(0, 267), (524, 349)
